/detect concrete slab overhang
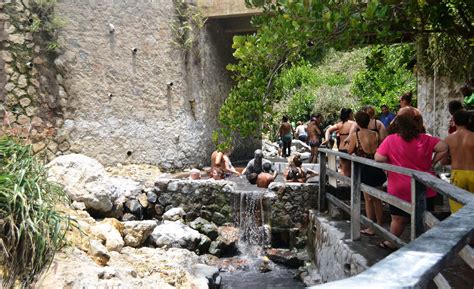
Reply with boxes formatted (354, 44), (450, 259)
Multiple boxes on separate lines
(197, 0), (262, 19)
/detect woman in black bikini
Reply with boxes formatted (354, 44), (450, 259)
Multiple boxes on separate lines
(347, 111), (387, 236)
(348, 105), (387, 143)
(323, 108), (356, 177)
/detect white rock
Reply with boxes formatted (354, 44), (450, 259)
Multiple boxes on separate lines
(162, 207), (186, 221)
(150, 221), (202, 251)
(122, 220), (158, 247)
(46, 154), (140, 215)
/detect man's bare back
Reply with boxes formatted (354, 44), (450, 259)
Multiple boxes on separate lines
(445, 128), (474, 170)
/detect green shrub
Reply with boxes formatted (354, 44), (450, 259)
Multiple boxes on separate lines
(0, 136), (70, 289)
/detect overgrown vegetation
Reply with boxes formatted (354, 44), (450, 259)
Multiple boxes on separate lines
(0, 136), (70, 289)
(171, 0), (207, 60)
(264, 48), (368, 140)
(216, 0), (473, 147)
(352, 44), (416, 111)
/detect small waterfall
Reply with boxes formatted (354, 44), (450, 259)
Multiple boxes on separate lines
(237, 191), (269, 257)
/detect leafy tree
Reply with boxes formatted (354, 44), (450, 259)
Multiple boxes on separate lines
(216, 0), (474, 146)
(352, 44), (416, 112)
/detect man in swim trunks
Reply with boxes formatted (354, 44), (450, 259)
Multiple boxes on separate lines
(279, 116), (294, 157)
(441, 110), (474, 213)
(307, 115), (322, 163)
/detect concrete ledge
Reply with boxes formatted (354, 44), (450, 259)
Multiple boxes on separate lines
(197, 0), (261, 18)
(307, 210), (368, 282)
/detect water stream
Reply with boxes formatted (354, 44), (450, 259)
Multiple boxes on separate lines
(220, 188), (305, 289)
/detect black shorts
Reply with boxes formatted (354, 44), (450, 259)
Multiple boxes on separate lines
(389, 197), (435, 218)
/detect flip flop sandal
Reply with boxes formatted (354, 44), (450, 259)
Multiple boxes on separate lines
(378, 241), (397, 252)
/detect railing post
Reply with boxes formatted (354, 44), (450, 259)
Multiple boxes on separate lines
(351, 161), (361, 241)
(318, 151), (327, 212)
(411, 176), (426, 240)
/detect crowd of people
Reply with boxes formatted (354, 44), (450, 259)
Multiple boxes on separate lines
(201, 88), (473, 250)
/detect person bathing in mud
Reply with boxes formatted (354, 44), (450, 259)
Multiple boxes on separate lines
(241, 149), (275, 182)
(210, 148), (240, 180)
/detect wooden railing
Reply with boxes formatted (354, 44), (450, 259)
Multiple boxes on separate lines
(313, 148), (474, 289)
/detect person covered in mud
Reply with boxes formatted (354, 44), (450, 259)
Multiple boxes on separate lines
(210, 148), (240, 180)
(256, 163), (278, 188)
(284, 155), (306, 183)
(241, 149), (274, 183)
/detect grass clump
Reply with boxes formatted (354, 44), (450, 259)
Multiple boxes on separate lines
(0, 136), (70, 288)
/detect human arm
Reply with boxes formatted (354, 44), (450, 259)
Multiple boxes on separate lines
(323, 123), (339, 145)
(347, 132), (357, 154)
(376, 120), (387, 142)
(432, 140), (449, 166)
(223, 155), (240, 176)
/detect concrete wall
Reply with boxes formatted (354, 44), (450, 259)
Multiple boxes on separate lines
(417, 72), (464, 138)
(197, 0), (261, 18)
(1, 0), (259, 169)
(54, 0), (235, 169)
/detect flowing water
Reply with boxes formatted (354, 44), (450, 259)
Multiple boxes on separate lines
(220, 187), (305, 289)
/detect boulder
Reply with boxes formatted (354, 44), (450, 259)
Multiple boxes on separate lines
(146, 191), (158, 203)
(88, 239), (110, 266)
(150, 221), (202, 251)
(211, 212), (226, 226)
(189, 217), (218, 240)
(208, 226), (239, 257)
(163, 207), (186, 221)
(90, 223), (124, 252)
(47, 154), (141, 215)
(122, 220), (158, 247)
(197, 234), (211, 255)
(266, 248), (304, 268)
(125, 199), (142, 217)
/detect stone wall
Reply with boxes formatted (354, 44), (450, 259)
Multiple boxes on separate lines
(417, 71), (464, 138)
(1, 0), (259, 169)
(265, 182), (318, 248)
(153, 179), (236, 225)
(307, 210), (367, 283)
(0, 1), (70, 157)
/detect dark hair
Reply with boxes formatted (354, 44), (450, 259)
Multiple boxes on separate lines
(340, 108), (352, 122)
(448, 100), (463, 115)
(282, 116), (289, 122)
(453, 110), (470, 127)
(400, 92), (413, 104)
(355, 111), (370, 128)
(248, 173), (258, 184)
(389, 114), (419, 141)
(263, 162), (272, 172)
(380, 104), (388, 109)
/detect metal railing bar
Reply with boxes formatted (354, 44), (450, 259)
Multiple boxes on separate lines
(360, 183), (412, 214)
(326, 194), (405, 248)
